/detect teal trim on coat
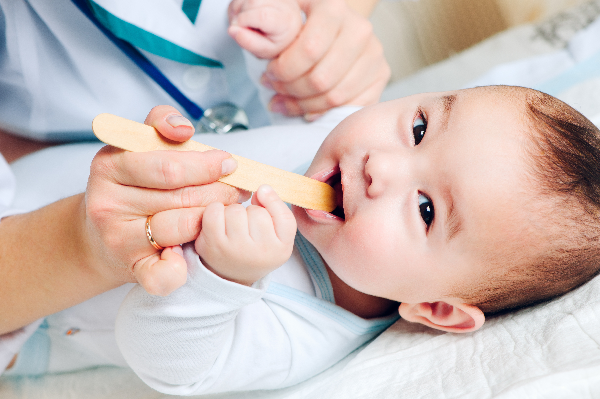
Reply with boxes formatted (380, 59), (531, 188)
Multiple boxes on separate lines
(182, 0), (202, 24)
(88, 1), (222, 67)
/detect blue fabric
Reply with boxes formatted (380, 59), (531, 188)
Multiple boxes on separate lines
(5, 320), (50, 376)
(536, 49), (600, 96)
(294, 233), (335, 303)
(267, 283), (398, 335)
(270, 232), (399, 335)
(0, 4), (6, 57)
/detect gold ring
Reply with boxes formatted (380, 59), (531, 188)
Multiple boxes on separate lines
(145, 215), (164, 250)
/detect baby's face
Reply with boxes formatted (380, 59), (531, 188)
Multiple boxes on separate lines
(293, 88), (538, 304)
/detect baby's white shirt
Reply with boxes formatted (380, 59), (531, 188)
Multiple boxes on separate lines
(115, 237), (397, 396)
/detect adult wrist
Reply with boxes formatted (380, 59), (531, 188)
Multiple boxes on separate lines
(0, 194), (123, 334)
(77, 193), (127, 292)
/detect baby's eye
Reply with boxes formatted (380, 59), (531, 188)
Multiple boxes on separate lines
(413, 113), (427, 145)
(418, 193), (434, 227)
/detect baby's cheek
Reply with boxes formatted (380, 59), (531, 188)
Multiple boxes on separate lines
(347, 217), (397, 258)
(329, 224), (394, 290)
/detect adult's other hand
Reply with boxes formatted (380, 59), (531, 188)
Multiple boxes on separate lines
(263, 0), (390, 120)
(0, 107), (247, 334)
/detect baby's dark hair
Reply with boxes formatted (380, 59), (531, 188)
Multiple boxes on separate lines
(464, 86), (600, 316)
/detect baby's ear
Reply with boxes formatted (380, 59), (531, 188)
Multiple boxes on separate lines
(398, 301), (484, 333)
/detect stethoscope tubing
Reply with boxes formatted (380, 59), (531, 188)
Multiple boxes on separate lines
(70, 0), (205, 120)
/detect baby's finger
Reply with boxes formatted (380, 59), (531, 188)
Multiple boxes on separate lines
(254, 185), (297, 243)
(144, 105), (195, 142)
(133, 246), (187, 296)
(232, 6), (283, 35)
(227, 0), (244, 20)
(246, 204), (277, 241)
(224, 204), (250, 240)
(200, 202), (226, 243)
(229, 26), (281, 59)
(250, 190), (260, 206)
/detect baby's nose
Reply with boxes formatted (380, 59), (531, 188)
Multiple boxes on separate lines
(365, 150), (410, 198)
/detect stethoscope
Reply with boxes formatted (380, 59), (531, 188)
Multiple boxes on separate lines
(71, 0), (249, 134)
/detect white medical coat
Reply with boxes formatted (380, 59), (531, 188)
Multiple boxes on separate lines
(0, 0), (283, 142)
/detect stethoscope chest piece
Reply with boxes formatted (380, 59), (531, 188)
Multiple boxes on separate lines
(197, 103), (249, 134)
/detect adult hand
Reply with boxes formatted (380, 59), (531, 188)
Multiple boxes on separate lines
(263, 0), (390, 120)
(0, 107), (249, 334)
(84, 106), (247, 296)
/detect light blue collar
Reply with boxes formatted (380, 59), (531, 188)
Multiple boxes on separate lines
(267, 233), (399, 336)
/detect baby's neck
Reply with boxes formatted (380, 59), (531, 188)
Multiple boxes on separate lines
(325, 265), (397, 319)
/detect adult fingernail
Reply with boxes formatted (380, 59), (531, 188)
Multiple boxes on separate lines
(265, 71), (277, 81)
(304, 113), (323, 122)
(221, 157), (238, 175)
(172, 245), (184, 256)
(228, 25), (241, 38)
(261, 74), (274, 90)
(238, 190), (251, 203)
(166, 115), (194, 128)
(269, 99), (287, 115)
(258, 184), (274, 195)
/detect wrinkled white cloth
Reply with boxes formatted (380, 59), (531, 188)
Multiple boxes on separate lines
(466, 15), (600, 124)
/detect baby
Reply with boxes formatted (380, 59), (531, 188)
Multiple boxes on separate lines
(115, 85), (600, 395)
(112, 0), (600, 396)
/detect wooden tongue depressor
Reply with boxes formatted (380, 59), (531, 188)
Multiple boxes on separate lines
(92, 113), (336, 212)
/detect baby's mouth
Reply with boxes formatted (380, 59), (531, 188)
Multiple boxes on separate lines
(326, 171), (345, 220)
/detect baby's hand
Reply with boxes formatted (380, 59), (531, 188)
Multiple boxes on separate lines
(228, 0), (303, 59)
(196, 185), (297, 285)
